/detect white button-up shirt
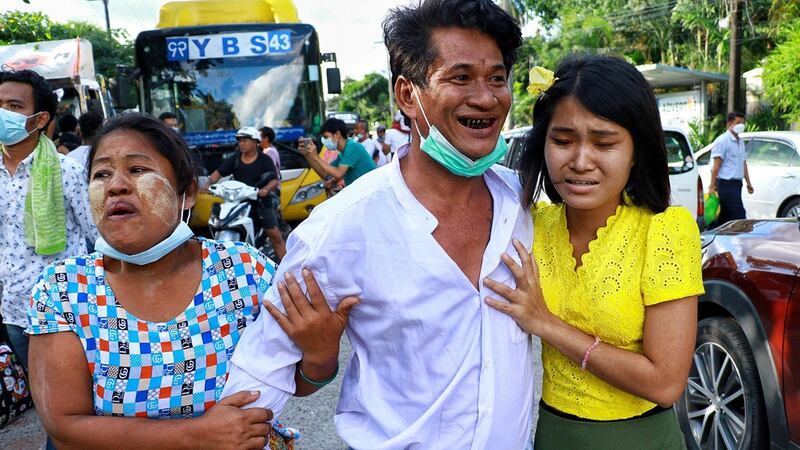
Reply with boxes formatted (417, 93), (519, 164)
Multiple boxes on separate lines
(225, 144), (537, 450)
(711, 130), (747, 180)
(0, 151), (98, 327)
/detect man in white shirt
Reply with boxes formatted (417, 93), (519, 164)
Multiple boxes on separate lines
(353, 119), (387, 167)
(223, 1), (536, 449)
(0, 70), (98, 369)
(708, 111), (753, 225)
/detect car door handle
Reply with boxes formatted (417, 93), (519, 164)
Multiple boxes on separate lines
(783, 174), (796, 178)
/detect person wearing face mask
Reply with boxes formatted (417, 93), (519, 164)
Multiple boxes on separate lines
(0, 69), (98, 371)
(297, 117), (376, 189)
(158, 111), (181, 134)
(223, 2), (539, 449)
(352, 119), (387, 167)
(708, 111), (753, 226)
(26, 114), (357, 449)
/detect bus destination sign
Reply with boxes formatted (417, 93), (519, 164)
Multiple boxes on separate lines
(166, 31), (292, 62)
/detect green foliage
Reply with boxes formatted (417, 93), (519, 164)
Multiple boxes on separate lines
(762, 20), (800, 124)
(746, 104), (788, 131)
(687, 114), (726, 151)
(0, 11), (55, 43)
(328, 73), (392, 128)
(516, 0), (774, 74)
(511, 80), (537, 127)
(0, 11), (133, 79)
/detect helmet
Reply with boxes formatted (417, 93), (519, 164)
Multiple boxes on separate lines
(235, 126), (260, 141)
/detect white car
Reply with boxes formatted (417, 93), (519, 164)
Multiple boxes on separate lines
(501, 126), (704, 226)
(695, 131), (800, 218)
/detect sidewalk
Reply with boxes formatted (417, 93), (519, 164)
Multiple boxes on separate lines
(1, 407), (46, 450)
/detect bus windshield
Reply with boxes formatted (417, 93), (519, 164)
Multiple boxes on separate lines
(136, 27), (322, 148)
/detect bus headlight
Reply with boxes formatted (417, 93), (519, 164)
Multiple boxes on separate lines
(289, 182), (325, 205)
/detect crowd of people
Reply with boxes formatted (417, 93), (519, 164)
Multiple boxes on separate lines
(0, 0), (716, 449)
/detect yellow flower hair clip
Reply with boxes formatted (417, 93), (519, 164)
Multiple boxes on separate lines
(527, 66), (557, 96)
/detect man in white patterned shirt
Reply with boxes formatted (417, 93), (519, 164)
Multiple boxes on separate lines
(224, 1), (539, 449)
(0, 70), (98, 369)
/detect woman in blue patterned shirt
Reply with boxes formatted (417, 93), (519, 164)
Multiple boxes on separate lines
(26, 114), (356, 449)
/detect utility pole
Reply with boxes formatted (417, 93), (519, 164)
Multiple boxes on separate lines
(88, 0), (111, 36)
(727, 0), (742, 112)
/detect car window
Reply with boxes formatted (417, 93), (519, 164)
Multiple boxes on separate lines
(746, 140), (796, 166)
(506, 137), (524, 171)
(664, 131), (694, 174)
(790, 146), (800, 167)
(696, 149), (711, 165)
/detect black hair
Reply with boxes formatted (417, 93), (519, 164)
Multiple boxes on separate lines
(88, 113), (197, 195)
(383, 0), (521, 91)
(0, 69), (58, 131)
(78, 112), (104, 141)
(259, 126), (275, 143)
(158, 111), (177, 121)
(726, 111), (745, 123)
(58, 114), (78, 132)
(321, 118), (348, 137)
(519, 54), (670, 213)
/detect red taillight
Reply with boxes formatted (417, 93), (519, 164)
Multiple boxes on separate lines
(697, 176), (705, 225)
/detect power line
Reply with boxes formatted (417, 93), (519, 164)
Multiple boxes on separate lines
(121, 0), (152, 32)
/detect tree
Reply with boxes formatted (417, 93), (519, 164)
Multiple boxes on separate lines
(762, 19), (800, 124)
(509, 0), (777, 125)
(0, 11), (133, 79)
(328, 72), (392, 127)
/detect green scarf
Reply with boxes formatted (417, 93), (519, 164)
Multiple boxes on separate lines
(23, 134), (67, 255)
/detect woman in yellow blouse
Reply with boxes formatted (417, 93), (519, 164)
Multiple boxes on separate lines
(485, 54), (703, 449)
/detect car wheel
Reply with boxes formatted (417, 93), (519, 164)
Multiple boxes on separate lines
(779, 197), (800, 218)
(676, 317), (768, 450)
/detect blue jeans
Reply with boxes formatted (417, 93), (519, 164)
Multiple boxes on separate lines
(4, 323), (29, 370)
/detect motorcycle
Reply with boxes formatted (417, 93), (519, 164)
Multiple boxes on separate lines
(207, 179), (291, 262)
(208, 179), (266, 246)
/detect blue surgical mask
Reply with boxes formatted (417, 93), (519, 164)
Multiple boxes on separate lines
(0, 108), (40, 146)
(356, 133), (364, 141)
(412, 86), (507, 177)
(322, 136), (338, 150)
(95, 194), (194, 265)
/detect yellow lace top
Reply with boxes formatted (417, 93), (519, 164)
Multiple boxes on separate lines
(533, 202), (704, 420)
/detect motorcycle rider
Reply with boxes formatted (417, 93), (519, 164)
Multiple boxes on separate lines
(208, 127), (286, 260)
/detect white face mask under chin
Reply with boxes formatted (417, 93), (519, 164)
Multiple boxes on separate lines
(94, 193), (195, 265)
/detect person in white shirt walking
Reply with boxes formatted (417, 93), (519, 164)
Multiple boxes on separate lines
(708, 111), (753, 226)
(223, 1), (538, 449)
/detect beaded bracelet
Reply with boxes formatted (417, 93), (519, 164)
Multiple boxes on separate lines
(298, 361), (339, 388)
(580, 336), (601, 371)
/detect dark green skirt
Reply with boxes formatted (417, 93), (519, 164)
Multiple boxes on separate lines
(534, 404), (687, 450)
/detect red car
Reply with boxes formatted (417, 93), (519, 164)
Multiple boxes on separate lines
(676, 218), (800, 449)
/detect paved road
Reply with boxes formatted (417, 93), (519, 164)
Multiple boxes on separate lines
(3, 337), (542, 450)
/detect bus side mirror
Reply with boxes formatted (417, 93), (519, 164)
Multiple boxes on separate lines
(326, 68), (341, 94)
(111, 65), (139, 110)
